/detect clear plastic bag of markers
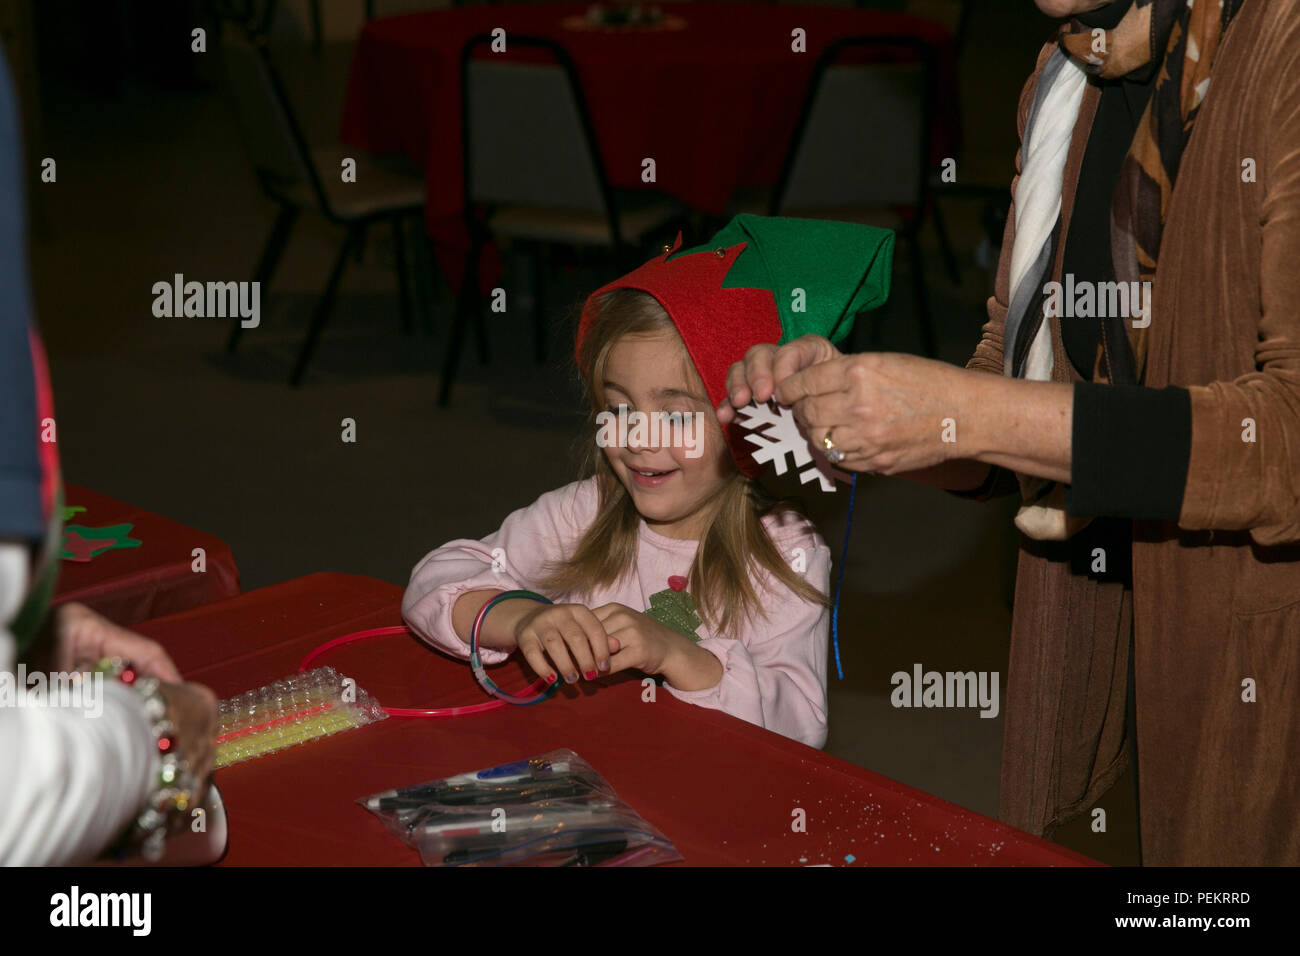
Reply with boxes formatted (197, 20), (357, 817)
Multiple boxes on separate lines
(358, 748), (682, 867)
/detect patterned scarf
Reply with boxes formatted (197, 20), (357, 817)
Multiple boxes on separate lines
(1059, 0), (1246, 385)
(1006, 0), (1245, 540)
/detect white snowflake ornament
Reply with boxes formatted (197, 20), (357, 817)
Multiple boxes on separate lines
(735, 402), (851, 492)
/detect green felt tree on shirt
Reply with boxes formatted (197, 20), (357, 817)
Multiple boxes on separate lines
(644, 575), (702, 642)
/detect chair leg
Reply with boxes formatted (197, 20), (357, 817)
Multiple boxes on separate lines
(411, 217), (437, 333)
(229, 204), (297, 353)
(310, 0), (323, 54)
(533, 242), (548, 363)
(354, 223), (368, 264)
(440, 236), (484, 406)
(290, 226), (359, 387)
(391, 216), (414, 335)
(472, 243), (490, 364)
(473, 307), (490, 363)
(909, 234), (938, 359)
(930, 197), (962, 287)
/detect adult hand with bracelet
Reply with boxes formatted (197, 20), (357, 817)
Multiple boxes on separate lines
(47, 601), (219, 831)
(89, 663), (219, 860)
(156, 680), (218, 821)
(40, 602), (219, 858)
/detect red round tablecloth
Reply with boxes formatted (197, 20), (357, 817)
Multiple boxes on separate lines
(138, 573), (1098, 867)
(340, 1), (960, 293)
(52, 484), (240, 628)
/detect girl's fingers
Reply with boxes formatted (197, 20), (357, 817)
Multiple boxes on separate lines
(590, 603), (632, 630)
(571, 606), (612, 674)
(540, 630), (580, 684)
(518, 634), (557, 685)
(561, 624), (598, 681)
(606, 647), (640, 675)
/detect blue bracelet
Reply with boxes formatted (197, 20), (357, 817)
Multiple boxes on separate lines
(471, 590), (561, 706)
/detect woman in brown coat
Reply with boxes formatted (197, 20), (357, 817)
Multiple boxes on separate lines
(719, 0), (1300, 865)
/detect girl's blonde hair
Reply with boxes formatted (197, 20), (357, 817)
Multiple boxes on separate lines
(541, 288), (830, 635)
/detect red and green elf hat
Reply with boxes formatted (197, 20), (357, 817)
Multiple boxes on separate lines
(576, 213), (895, 476)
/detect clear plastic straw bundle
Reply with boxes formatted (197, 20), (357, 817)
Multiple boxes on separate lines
(215, 666), (387, 769)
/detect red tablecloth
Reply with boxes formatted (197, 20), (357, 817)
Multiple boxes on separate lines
(52, 484), (240, 627)
(138, 573), (1098, 867)
(340, 1), (960, 293)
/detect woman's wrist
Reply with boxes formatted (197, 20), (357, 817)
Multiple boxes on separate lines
(961, 374), (1074, 484)
(954, 368), (1001, 461)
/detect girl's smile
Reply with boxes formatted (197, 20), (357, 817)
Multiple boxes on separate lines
(628, 465), (678, 488)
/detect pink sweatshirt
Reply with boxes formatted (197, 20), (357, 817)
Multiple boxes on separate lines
(402, 479), (831, 748)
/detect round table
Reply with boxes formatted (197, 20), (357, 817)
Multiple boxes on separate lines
(340, 1), (960, 293)
(53, 484), (241, 627)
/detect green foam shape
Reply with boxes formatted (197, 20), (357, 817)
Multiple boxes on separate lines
(645, 587), (703, 642)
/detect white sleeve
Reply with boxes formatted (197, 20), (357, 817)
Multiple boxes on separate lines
(0, 542), (158, 865)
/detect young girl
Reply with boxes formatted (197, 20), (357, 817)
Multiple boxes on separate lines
(402, 215), (893, 749)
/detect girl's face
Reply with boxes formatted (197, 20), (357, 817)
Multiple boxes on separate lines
(600, 331), (733, 540)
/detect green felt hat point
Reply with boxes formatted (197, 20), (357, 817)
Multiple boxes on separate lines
(670, 213), (895, 346)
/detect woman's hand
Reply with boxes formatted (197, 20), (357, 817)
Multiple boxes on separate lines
(53, 601), (183, 683)
(592, 603), (723, 691)
(157, 680), (218, 821)
(716, 335), (842, 424)
(720, 337), (1074, 486)
(778, 352), (1075, 483)
(37, 602), (218, 846)
(513, 603), (615, 684)
(775, 352), (979, 475)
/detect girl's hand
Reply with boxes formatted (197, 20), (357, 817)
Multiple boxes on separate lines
(514, 603), (615, 684)
(590, 603), (686, 678)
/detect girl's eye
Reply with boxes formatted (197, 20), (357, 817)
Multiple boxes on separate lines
(606, 403), (630, 415)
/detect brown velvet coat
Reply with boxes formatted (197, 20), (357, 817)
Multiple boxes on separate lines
(967, 1), (1300, 865)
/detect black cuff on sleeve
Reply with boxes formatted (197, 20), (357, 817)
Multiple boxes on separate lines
(948, 463), (1017, 502)
(1065, 382), (1191, 520)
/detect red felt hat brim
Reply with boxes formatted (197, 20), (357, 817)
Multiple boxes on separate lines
(577, 234), (782, 478)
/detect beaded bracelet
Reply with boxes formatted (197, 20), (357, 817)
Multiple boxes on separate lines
(88, 657), (198, 861)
